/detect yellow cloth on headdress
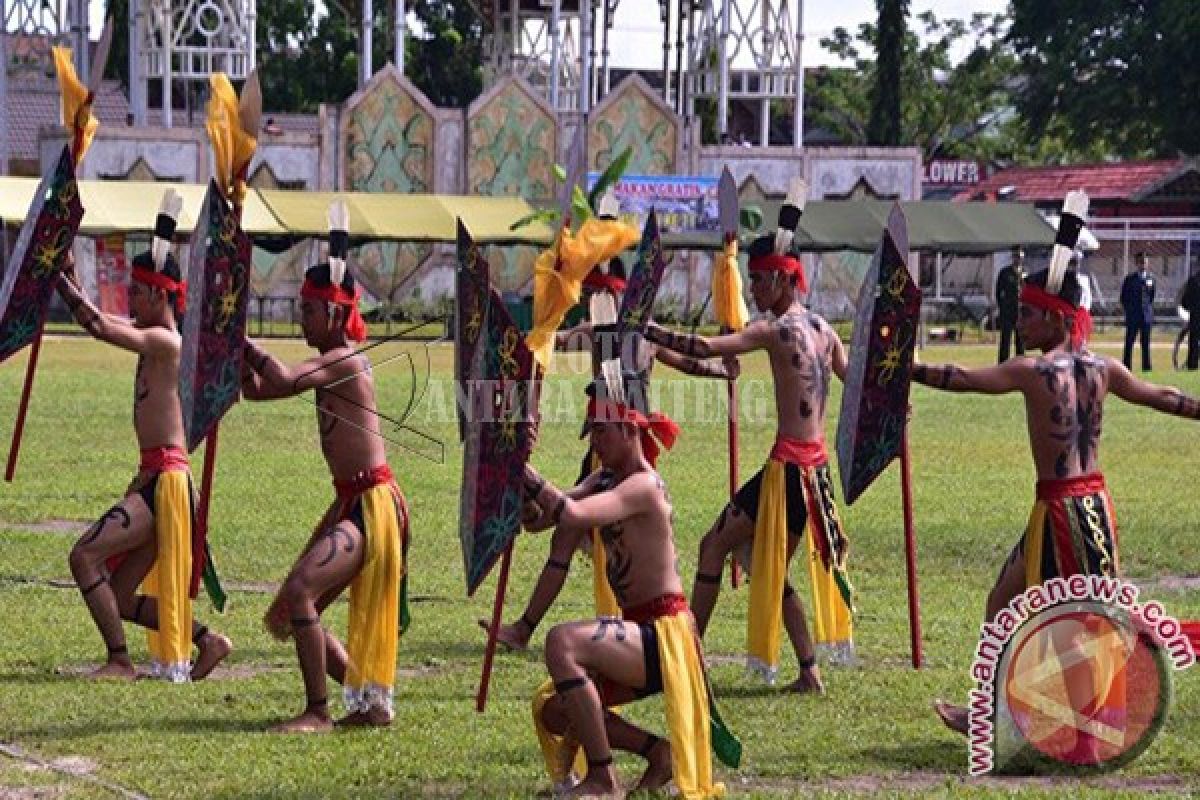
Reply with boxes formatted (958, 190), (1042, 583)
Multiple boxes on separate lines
(205, 74), (258, 208)
(712, 238), (749, 331)
(343, 483), (404, 713)
(142, 471), (193, 682)
(747, 460), (789, 680)
(527, 218), (640, 372)
(52, 47), (98, 165)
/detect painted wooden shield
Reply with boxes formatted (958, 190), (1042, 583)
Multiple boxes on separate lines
(0, 146), (83, 363)
(457, 224), (538, 595)
(836, 205), (922, 505)
(179, 181), (253, 452)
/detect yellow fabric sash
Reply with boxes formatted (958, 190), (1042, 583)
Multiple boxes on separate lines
(529, 613), (725, 798)
(657, 612), (725, 799)
(52, 46), (98, 165)
(343, 483), (404, 713)
(142, 470), (193, 682)
(712, 238), (749, 331)
(532, 678), (588, 787)
(343, 482), (403, 714)
(747, 460), (788, 680)
(747, 459), (854, 677)
(1019, 498), (1127, 752)
(589, 452), (620, 616)
(527, 218), (640, 372)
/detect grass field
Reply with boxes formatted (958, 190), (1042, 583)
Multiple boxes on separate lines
(0, 337), (1197, 799)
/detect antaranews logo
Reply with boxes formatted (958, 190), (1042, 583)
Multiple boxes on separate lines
(967, 574), (1194, 776)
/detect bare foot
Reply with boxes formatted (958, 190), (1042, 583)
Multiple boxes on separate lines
(478, 618), (531, 651)
(88, 660), (137, 680)
(191, 632), (233, 680)
(336, 707), (394, 728)
(268, 709), (333, 734)
(563, 770), (623, 799)
(632, 739), (672, 793)
(933, 699), (968, 735)
(783, 666), (825, 695)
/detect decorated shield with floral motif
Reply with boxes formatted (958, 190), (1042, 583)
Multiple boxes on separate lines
(836, 205), (921, 505)
(457, 225), (538, 595)
(0, 146), (83, 364)
(179, 180), (253, 452)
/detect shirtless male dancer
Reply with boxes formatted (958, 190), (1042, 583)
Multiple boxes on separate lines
(241, 216), (408, 733)
(524, 371), (722, 799)
(913, 268), (1200, 760)
(56, 204), (231, 681)
(487, 256), (737, 652)
(645, 232), (855, 693)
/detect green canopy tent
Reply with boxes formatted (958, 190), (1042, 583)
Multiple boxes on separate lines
(661, 200), (1055, 254)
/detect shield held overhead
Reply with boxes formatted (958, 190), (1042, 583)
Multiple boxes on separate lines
(836, 205), (921, 505)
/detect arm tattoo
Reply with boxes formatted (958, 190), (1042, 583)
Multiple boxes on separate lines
(912, 364), (964, 391)
(646, 325), (709, 357)
(681, 356), (723, 378)
(550, 496), (566, 525)
(1170, 389), (1200, 419)
(524, 474), (546, 499)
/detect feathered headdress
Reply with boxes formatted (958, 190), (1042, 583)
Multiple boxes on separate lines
(748, 177), (809, 292)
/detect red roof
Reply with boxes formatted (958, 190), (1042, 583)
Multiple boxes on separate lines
(956, 160), (1187, 204)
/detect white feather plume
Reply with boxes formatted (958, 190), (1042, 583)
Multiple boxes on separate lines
(327, 199), (349, 286)
(1047, 189), (1089, 295)
(151, 189), (183, 272)
(774, 177), (808, 255)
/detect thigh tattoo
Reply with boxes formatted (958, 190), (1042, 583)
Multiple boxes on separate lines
(80, 506), (132, 546)
(315, 524), (357, 567)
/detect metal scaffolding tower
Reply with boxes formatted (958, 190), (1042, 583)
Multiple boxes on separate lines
(129, 0), (257, 127)
(686, 0), (804, 146)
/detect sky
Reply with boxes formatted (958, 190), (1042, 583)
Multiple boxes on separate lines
(606, 0), (1009, 69)
(87, 0), (1009, 69)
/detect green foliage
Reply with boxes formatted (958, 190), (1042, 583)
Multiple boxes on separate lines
(815, 11), (1022, 160)
(1009, 0), (1200, 158)
(867, 0), (909, 146)
(739, 206), (764, 235)
(586, 146), (634, 214)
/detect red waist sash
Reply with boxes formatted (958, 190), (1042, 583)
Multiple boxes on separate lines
(333, 464), (396, 501)
(139, 446), (189, 472)
(622, 593), (689, 625)
(769, 436), (827, 468)
(1036, 472), (1107, 503)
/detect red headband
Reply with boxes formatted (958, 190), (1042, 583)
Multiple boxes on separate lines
(301, 279), (367, 342)
(585, 398), (680, 467)
(131, 266), (187, 313)
(583, 272), (627, 296)
(749, 253), (808, 294)
(1020, 284), (1092, 349)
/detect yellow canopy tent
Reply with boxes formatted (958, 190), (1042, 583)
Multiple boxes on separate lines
(0, 177), (554, 245)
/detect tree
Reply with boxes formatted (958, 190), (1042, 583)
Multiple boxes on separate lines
(810, 12), (1025, 160)
(1009, 0), (1200, 157)
(105, 1), (486, 113)
(866, 0), (909, 146)
(405, 1), (485, 108)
